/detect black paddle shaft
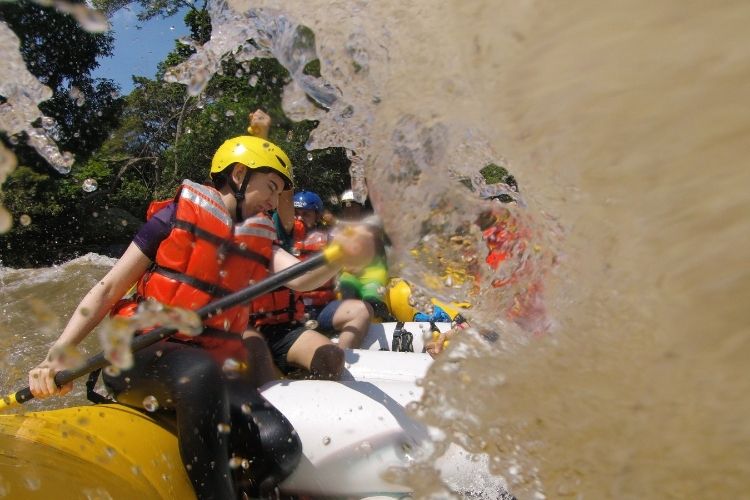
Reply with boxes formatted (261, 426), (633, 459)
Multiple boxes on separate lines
(14, 252), (330, 404)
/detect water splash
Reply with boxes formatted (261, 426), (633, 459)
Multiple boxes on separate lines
(38, 0), (109, 33)
(0, 0), (108, 227)
(82, 178), (98, 193)
(163, 3), (554, 495)
(0, 141), (15, 233)
(142, 395), (159, 412)
(98, 299), (202, 369)
(203, 0), (749, 497)
(0, 23), (75, 174)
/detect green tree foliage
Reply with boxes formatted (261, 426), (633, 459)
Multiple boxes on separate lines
(91, 0), (204, 22)
(0, 5), (351, 267)
(0, 0), (126, 266)
(167, 56), (351, 203)
(479, 163), (510, 184)
(0, 0), (124, 167)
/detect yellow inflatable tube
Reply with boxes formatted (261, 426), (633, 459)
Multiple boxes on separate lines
(385, 279), (471, 322)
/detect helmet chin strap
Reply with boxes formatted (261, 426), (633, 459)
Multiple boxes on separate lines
(228, 168), (252, 222)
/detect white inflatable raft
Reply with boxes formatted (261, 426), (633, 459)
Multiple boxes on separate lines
(0, 326), (507, 499)
(352, 321), (454, 353)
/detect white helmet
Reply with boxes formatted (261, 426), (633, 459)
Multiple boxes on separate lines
(340, 189), (363, 206)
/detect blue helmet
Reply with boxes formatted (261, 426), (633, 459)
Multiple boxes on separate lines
(293, 191), (323, 213)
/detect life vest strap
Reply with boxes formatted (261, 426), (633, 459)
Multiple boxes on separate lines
(85, 369), (114, 405)
(173, 219), (270, 267)
(153, 265), (233, 297)
(201, 328), (243, 340)
(249, 292), (299, 322)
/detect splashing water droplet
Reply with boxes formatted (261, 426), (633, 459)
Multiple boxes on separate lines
(357, 441), (372, 455)
(82, 178), (98, 192)
(103, 365), (120, 377)
(40, 116), (55, 129)
(0, 472), (10, 497)
(143, 395), (159, 412)
(1, 141), (17, 177)
(0, 207), (13, 234)
(306, 152), (313, 161)
(222, 358), (244, 378)
(69, 86), (82, 102)
(54, 2), (109, 32)
(23, 476), (40, 491)
(47, 344), (85, 370)
(99, 317), (137, 369)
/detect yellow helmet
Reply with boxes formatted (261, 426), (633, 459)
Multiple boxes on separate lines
(211, 136), (293, 189)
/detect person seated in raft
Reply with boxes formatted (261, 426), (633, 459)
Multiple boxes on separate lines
(27, 126), (376, 499)
(258, 188), (373, 379)
(424, 314), (471, 358)
(335, 189), (394, 322)
(249, 111), (372, 379)
(451, 164), (550, 335)
(473, 170), (550, 336)
(385, 277), (472, 358)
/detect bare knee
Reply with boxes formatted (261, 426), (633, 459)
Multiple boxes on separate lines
(333, 300), (373, 349)
(333, 299), (373, 325)
(309, 344), (345, 380)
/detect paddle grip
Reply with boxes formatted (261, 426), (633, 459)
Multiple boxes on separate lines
(14, 387), (33, 404)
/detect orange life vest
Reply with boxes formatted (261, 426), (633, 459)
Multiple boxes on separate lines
(249, 220), (333, 326)
(248, 287), (306, 327)
(293, 224), (336, 309)
(290, 218), (306, 254)
(115, 180), (275, 352)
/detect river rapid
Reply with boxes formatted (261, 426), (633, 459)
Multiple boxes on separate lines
(2, 0), (749, 498)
